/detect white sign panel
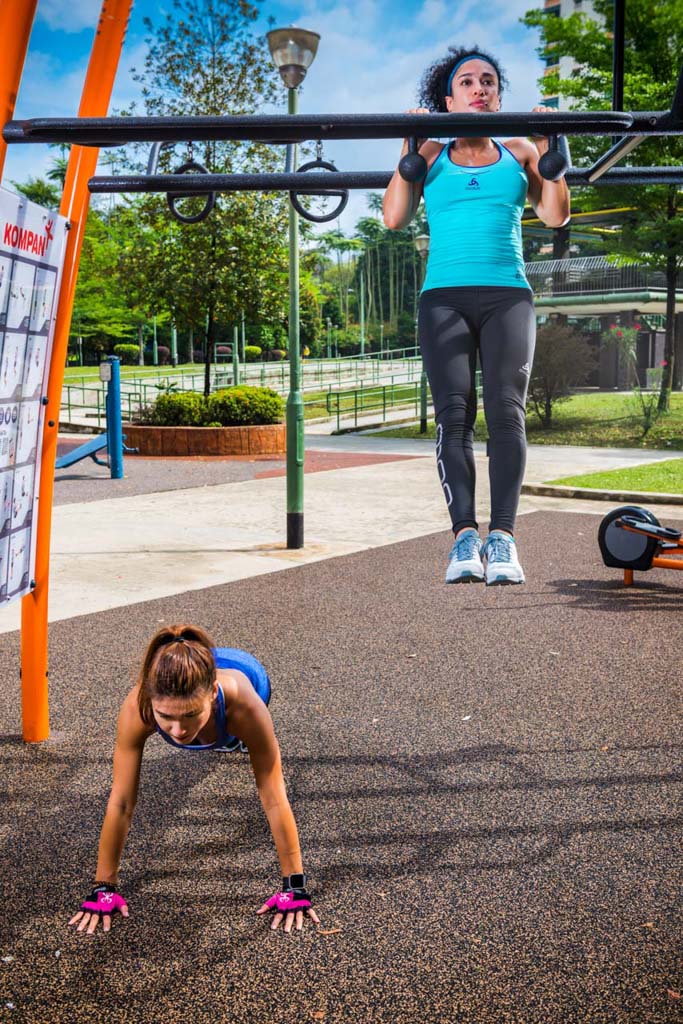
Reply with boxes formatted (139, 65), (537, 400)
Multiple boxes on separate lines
(0, 188), (68, 605)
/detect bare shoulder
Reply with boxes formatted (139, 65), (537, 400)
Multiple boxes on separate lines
(117, 684), (154, 747)
(421, 139), (445, 169)
(217, 667), (251, 707)
(504, 137), (536, 166)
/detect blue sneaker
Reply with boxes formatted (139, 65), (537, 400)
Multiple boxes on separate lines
(446, 528), (484, 584)
(481, 531), (525, 585)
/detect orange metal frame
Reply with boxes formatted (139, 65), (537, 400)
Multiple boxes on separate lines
(619, 522), (683, 587)
(0, 1), (39, 180)
(0, 0), (134, 741)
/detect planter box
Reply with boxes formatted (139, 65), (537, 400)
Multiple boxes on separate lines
(124, 423), (286, 457)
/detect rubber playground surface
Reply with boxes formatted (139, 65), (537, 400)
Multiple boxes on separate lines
(0, 511), (681, 1023)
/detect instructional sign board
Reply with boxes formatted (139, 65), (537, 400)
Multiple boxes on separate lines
(0, 188), (68, 605)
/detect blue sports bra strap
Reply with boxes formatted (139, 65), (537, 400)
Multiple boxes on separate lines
(213, 685), (231, 747)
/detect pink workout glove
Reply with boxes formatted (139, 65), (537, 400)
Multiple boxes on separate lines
(264, 873), (312, 913)
(80, 883), (128, 915)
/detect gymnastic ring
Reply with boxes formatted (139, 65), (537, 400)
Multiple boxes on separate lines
(289, 158), (349, 224)
(167, 160), (216, 224)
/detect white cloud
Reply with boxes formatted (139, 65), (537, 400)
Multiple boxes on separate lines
(417, 0), (449, 29)
(36, 0), (103, 34)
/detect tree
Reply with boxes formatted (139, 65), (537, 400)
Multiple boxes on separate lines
(71, 210), (143, 357)
(522, 0), (683, 409)
(11, 177), (60, 208)
(124, 0), (291, 394)
(528, 322), (596, 427)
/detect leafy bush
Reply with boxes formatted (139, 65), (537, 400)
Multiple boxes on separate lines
(139, 391), (205, 426)
(157, 345), (170, 365)
(528, 324), (596, 427)
(205, 386), (284, 425)
(245, 345), (262, 362)
(138, 386), (283, 426)
(113, 343), (140, 365)
(269, 349), (287, 361)
(193, 349), (204, 363)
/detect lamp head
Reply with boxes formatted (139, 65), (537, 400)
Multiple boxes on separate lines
(267, 27), (320, 89)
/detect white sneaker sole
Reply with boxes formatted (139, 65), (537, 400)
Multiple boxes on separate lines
(485, 571), (525, 586)
(446, 570), (485, 584)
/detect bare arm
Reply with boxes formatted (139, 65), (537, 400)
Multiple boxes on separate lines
(229, 683), (302, 876)
(94, 689), (151, 884)
(382, 111), (442, 230)
(507, 121), (571, 228)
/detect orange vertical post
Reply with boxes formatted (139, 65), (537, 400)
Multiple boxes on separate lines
(20, 0), (133, 741)
(0, 0), (39, 179)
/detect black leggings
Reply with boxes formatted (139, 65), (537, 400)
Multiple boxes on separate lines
(418, 287), (536, 536)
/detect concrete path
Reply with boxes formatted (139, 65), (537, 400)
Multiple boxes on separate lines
(0, 435), (680, 635)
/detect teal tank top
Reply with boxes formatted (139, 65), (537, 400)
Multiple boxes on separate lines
(422, 140), (529, 291)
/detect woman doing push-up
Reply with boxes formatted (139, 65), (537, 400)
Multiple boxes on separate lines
(383, 46), (570, 585)
(68, 624), (318, 935)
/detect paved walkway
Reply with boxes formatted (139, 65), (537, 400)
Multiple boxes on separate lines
(0, 432), (680, 635)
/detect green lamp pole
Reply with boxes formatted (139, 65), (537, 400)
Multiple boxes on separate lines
(267, 26), (320, 549)
(359, 265), (365, 357)
(414, 233), (430, 434)
(152, 314), (158, 366)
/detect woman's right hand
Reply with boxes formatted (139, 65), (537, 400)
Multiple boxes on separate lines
(405, 108), (431, 151)
(68, 884), (129, 935)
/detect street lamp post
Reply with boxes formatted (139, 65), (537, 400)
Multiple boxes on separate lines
(414, 233), (430, 434)
(326, 316), (332, 359)
(267, 26), (320, 550)
(152, 314), (158, 366)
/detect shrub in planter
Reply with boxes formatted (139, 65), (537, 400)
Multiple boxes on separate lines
(157, 345), (170, 365)
(245, 345), (262, 362)
(215, 345), (232, 359)
(113, 343), (140, 365)
(140, 391), (205, 426)
(205, 386), (284, 425)
(269, 349), (287, 361)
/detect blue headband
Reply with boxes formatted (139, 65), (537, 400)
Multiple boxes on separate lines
(446, 54), (496, 96)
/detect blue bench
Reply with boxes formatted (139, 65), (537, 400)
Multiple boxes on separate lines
(56, 433), (110, 469)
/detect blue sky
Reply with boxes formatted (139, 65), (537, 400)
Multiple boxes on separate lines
(4, 0), (547, 231)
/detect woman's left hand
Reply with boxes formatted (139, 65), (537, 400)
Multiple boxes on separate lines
(529, 106), (556, 152)
(256, 886), (320, 933)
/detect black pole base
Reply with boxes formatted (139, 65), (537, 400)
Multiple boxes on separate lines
(287, 512), (304, 550)
(420, 418), (427, 434)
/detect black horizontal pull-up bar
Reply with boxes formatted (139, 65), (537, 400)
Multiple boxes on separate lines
(6, 109), (681, 147)
(87, 166), (683, 195)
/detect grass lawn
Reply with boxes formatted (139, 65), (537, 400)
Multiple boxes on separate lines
(548, 458), (683, 494)
(373, 392), (683, 451)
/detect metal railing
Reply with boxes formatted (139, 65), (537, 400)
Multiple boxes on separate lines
(60, 353), (426, 426)
(315, 370), (482, 431)
(524, 255), (675, 296)
(319, 380), (426, 431)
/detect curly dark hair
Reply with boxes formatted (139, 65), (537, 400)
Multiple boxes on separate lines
(418, 46), (508, 112)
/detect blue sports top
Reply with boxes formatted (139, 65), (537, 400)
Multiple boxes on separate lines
(155, 647), (271, 754)
(422, 140), (530, 291)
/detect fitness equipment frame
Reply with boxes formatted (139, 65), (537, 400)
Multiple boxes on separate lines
(598, 506), (683, 586)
